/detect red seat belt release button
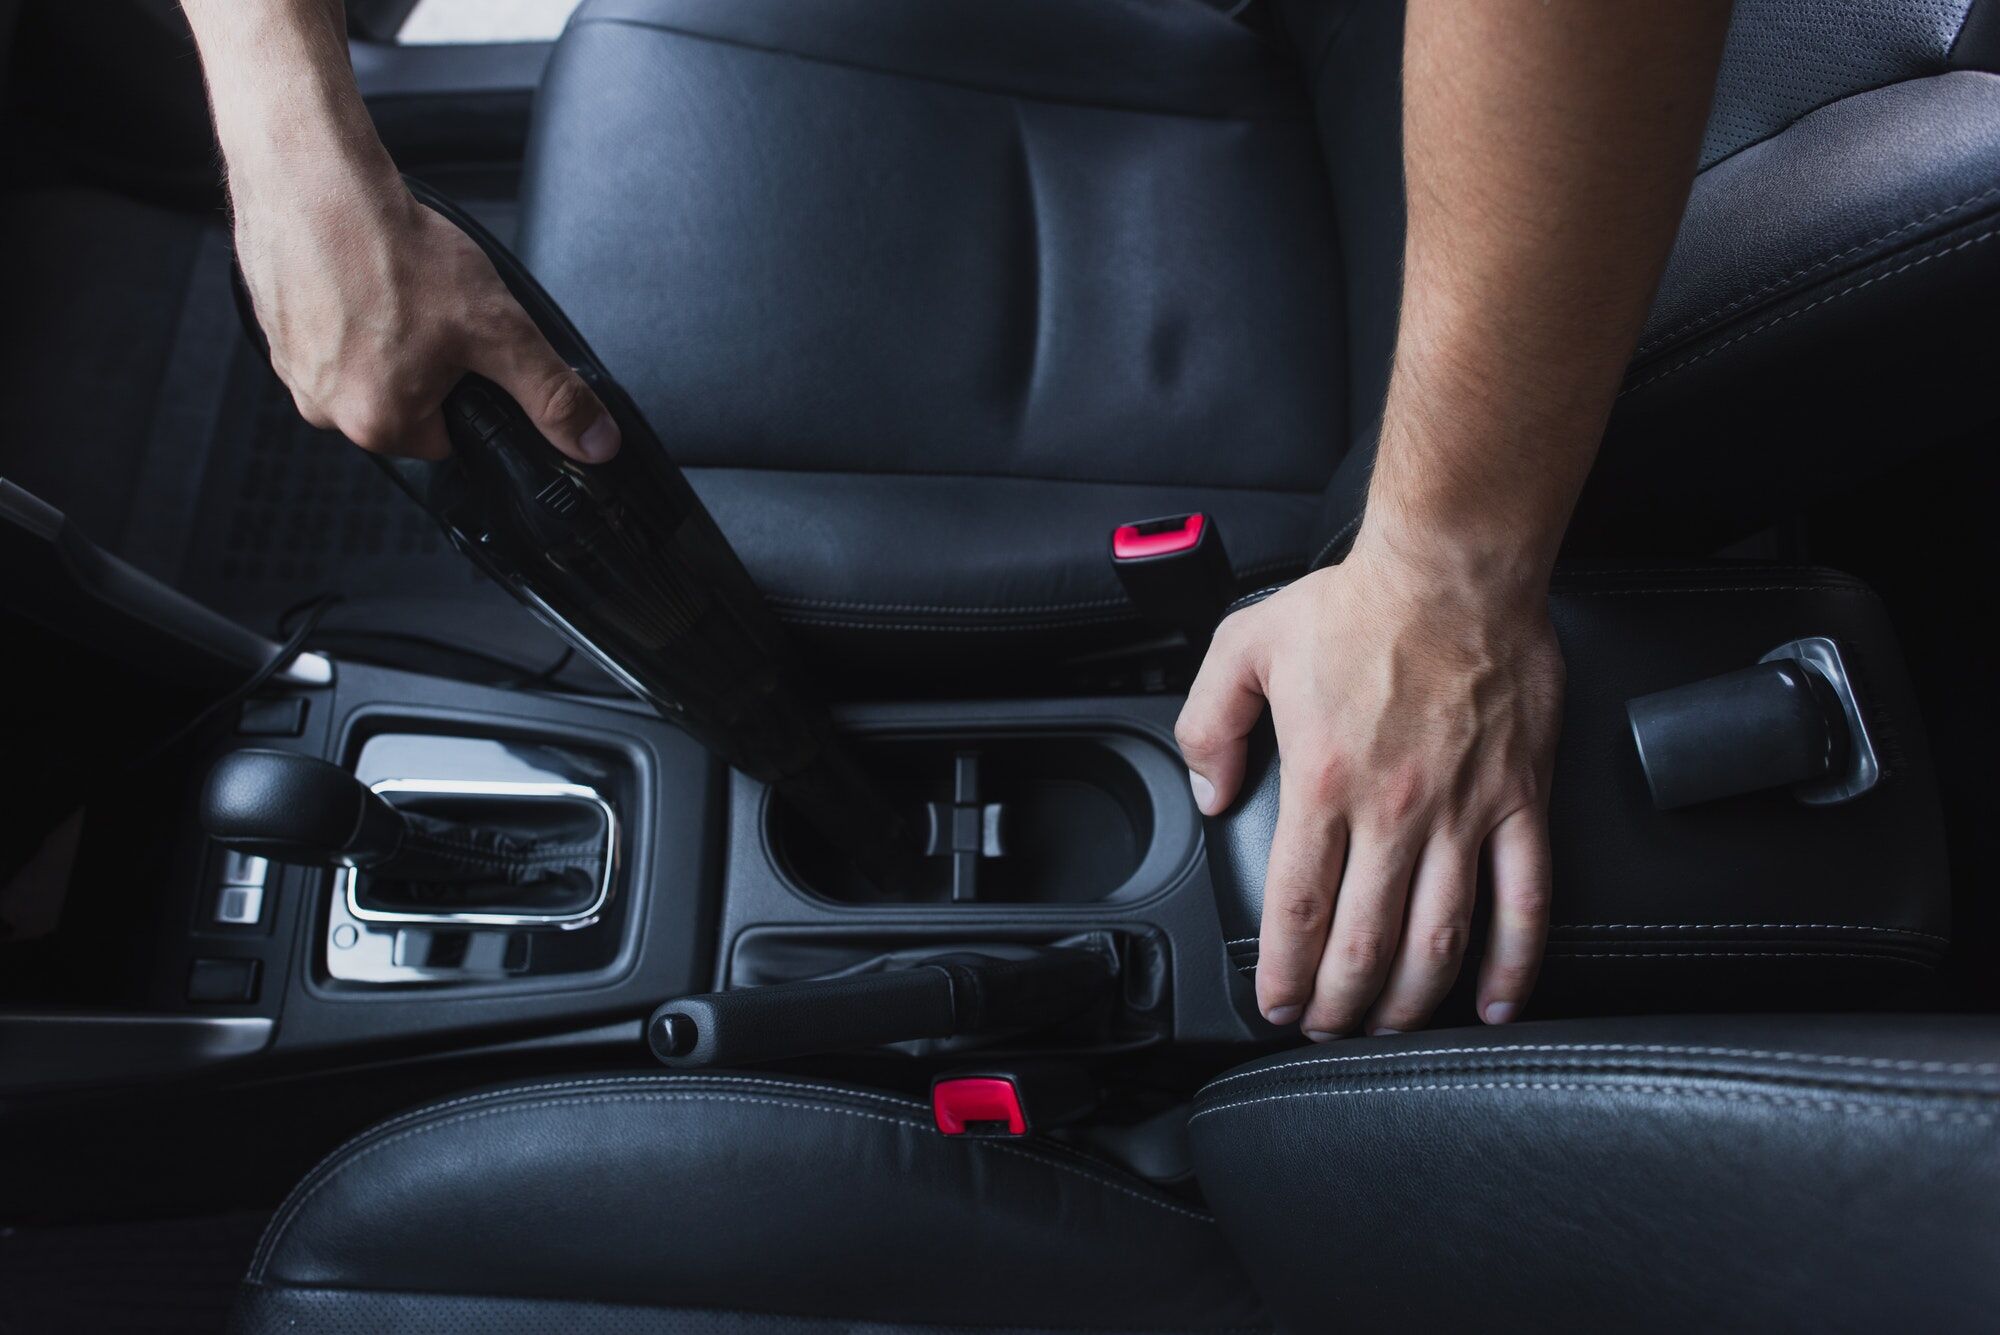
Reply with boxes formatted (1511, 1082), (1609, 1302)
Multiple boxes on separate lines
(1109, 511), (1232, 647)
(1112, 513), (1205, 559)
(932, 1077), (1027, 1136)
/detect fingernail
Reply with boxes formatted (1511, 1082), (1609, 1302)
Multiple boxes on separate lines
(1304, 1030), (1338, 1044)
(578, 412), (621, 462)
(1264, 1005), (1302, 1026)
(1188, 770), (1217, 815)
(1482, 1001), (1518, 1026)
(1368, 1026), (1400, 1037)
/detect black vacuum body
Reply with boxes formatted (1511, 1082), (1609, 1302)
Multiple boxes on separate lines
(235, 180), (913, 888)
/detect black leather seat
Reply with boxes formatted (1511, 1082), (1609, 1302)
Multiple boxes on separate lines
(230, 1071), (1266, 1333)
(234, 1019), (2000, 1333)
(1189, 1015), (2000, 1333)
(514, 0), (2000, 662)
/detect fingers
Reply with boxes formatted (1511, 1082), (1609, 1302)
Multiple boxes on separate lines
(1300, 834), (1416, 1039)
(1365, 831), (1478, 1034)
(1175, 611), (1268, 816)
(1252, 763), (1348, 1025)
(1477, 806), (1553, 1025)
(469, 310), (621, 464)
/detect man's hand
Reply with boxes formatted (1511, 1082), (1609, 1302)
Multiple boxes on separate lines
(185, 0), (619, 464)
(232, 174), (621, 463)
(1172, 0), (1730, 1042)
(1178, 528), (1562, 1038)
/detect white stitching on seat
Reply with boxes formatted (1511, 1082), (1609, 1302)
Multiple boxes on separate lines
(1632, 181), (2000, 356)
(248, 1075), (933, 1276)
(1230, 924), (1949, 946)
(1550, 923), (1950, 943)
(1187, 1080), (1999, 1126)
(1236, 951), (1928, 974)
(252, 1087), (1212, 1279)
(1197, 1042), (2000, 1093)
(1552, 947), (1928, 959)
(1556, 584), (1875, 596)
(777, 613), (1141, 633)
(1622, 222), (2000, 395)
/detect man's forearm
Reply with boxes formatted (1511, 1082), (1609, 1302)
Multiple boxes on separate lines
(181, 0), (396, 207)
(1369, 0), (1732, 580)
(180, 0), (621, 462)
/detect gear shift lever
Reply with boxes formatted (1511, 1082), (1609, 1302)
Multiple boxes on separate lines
(201, 749), (406, 868)
(202, 749), (615, 919)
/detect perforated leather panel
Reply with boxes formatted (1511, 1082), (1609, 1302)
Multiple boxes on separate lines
(1702, 0), (1977, 166)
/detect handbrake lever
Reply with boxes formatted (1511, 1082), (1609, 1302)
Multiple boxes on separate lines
(646, 949), (1117, 1068)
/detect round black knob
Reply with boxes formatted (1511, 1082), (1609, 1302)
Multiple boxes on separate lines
(648, 1011), (699, 1061)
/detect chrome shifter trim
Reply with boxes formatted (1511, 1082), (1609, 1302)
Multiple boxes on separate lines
(340, 778), (618, 929)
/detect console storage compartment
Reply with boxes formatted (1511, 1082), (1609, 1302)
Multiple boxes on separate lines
(1206, 564), (1951, 1023)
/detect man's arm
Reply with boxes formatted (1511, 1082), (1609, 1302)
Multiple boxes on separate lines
(1177, 0), (1730, 1039)
(181, 0), (619, 462)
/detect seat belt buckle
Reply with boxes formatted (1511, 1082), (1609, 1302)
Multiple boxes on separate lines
(1110, 513), (1233, 649)
(932, 1064), (1097, 1138)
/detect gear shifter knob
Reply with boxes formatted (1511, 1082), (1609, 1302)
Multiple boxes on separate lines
(200, 749), (407, 868)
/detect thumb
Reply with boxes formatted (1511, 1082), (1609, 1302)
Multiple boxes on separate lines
(471, 308), (621, 464)
(1174, 610), (1269, 816)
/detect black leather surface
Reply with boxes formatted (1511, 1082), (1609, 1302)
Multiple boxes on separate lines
(518, 0), (1336, 641)
(1189, 1013), (2000, 1334)
(1206, 565), (1950, 1025)
(233, 1287), (1258, 1335)
(1698, 0), (1976, 167)
(522, 0), (2000, 643)
(1296, 7), (2000, 563)
(236, 1072), (1265, 1332)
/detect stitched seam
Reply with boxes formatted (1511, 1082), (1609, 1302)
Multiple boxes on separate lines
(1231, 925), (1949, 946)
(254, 1089), (1209, 1277)
(692, 460), (1329, 494)
(1551, 923), (1949, 942)
(238, 1287), (1264, 1335)
(1622, 221), (2000, 395)
(762, 558), (1301, 618)
(776, 612), (1143, 633)
(1634, 182), (2000, 356)
(1552, 564), (1852, 580)
(1308, 511), (1363, 569)
(1188, 1080), (2000, 1125)
(1557, 584), (1875, 597)
(1199, 1042), (2000, 1094)
(254, 1094), (933, 1280)
(1237, 951), (1930, 970)
(248, 1076), (931, 1275)
(772, 595), (1131, 615)
(1226, 576), (1871, 617)
(1547, 951), (1931, 965)
(1222, 584), (1289, 617)
(575, 14), (1310, 125)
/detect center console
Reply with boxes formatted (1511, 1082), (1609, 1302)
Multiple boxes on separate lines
(0, 184), (1953, 1116)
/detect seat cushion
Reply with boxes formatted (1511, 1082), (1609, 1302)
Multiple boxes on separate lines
(232, 1072), (1265, 1333)
(1190, 1014), (2000, 1334)
(516, 0), (1340, 649)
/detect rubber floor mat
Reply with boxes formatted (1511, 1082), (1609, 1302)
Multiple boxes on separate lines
(0, 1211), (267, 1335)
(171, 338), (494, 630)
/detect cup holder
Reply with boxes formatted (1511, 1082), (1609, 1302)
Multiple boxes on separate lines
(769, 730), (1189, 905)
